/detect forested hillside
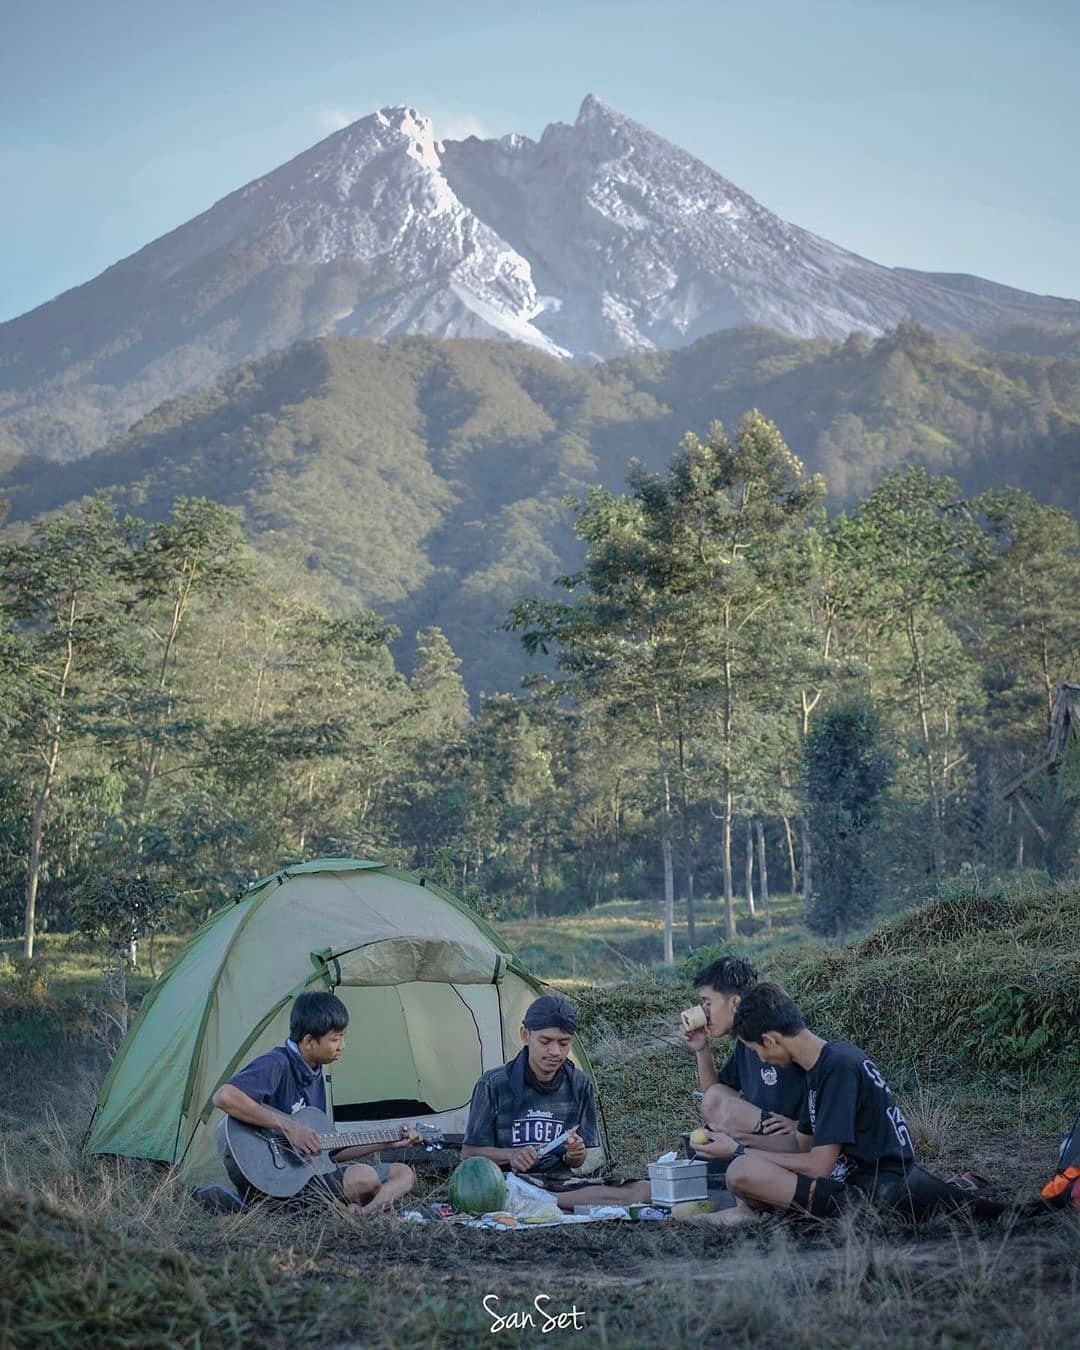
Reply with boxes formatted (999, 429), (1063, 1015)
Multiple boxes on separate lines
(2, 323), (1079, 693)
(1, 421), (1077, 956)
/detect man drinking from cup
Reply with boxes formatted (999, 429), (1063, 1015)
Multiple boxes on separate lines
(681, 956), (806, 1162)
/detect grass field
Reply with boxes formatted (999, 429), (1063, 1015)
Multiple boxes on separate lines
(496, 891), (816, 985)
(2, 881), (1078, 1347)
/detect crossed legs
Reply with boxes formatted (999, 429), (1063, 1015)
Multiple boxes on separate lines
(343, 1161), (417, 1214)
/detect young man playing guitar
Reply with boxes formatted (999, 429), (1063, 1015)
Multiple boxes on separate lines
(213, 991), (421, 1213)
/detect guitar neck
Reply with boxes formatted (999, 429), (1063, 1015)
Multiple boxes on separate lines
(312, 1127), (398, 1152)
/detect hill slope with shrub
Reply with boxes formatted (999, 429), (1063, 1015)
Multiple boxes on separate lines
(2, 325), (1079, 692)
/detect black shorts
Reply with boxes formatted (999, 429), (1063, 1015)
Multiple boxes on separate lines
(796, 1165), (986, 1220)
(223, 1156), (391, 1206)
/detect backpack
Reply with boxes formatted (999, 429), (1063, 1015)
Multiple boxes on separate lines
(1040, 1109), (1080, 1208)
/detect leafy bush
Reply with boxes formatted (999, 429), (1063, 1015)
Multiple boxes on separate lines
(0, 953), (50, 1005)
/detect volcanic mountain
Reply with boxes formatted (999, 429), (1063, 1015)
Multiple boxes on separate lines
(2, 95), (1077, 459)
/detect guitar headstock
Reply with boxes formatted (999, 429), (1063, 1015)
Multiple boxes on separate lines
(414, 1122), (445, 1149)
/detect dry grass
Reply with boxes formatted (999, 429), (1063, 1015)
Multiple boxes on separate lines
(897, 1080), (961, 1169)
(3, 1163), (1077, 1348)
(3, 880), (1079, 1346)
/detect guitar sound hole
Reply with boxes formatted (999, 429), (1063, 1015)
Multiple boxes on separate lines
(334, 1098), (434, 1122)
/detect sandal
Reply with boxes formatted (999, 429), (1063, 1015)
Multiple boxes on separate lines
(946, 1170), (994, 1193)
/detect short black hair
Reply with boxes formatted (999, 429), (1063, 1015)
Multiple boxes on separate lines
(693, 955), (758, 997)
(290, 991), (349, 1042)
(523, 994), (577, 1034)
(732, 983), (805, 1043)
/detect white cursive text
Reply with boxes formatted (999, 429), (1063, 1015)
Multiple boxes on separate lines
(483, 1293), (586, 1333)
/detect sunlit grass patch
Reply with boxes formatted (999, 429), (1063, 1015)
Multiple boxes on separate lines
(496, 891), (815, 983)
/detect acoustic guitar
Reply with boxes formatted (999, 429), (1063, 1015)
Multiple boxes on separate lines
(218, 1105), (443, 1197)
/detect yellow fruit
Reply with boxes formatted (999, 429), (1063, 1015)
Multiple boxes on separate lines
(689, 1128), (712, 1146)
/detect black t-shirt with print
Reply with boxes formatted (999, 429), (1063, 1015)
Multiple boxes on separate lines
(463, 1055), (599, 1182)
(798, 1040), (915, 1174)
(717, 1042), (806, 1119)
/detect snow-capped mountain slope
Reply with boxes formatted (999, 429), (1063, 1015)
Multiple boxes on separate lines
(125, 106), (556, 351)
(440, 95), (1079, 356)
(1, 96), (1077, 459)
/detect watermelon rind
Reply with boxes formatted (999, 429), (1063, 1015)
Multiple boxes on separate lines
(449, 1157), (508, 1215)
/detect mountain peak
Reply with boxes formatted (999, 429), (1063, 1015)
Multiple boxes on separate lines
(385, 105), (440, 170)
(330, 105), (441, 170)
(576, 93), (620, 124)
(4, 97), (1080, 461)
(374, 104), (432, 136)
(572, 93), (638, 145)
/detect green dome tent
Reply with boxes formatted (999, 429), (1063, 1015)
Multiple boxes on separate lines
(87, 860), (597, 1183)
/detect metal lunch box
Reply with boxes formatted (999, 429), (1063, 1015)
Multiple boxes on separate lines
(647, 1159), (709, 1205)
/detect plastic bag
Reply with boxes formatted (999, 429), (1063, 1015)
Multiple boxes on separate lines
(503, 1172), (564, 1220)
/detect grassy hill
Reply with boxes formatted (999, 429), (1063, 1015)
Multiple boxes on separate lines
(2, 324), (1079, 692)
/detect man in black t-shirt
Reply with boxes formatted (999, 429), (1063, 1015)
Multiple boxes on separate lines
(461, 995), (649, 1211)
(681, 957), (805, 1164)
(797, 1040), (914, 1179)
(699, 983), (995, 1226)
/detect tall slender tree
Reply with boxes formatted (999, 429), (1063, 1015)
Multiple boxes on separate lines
(803, 704), (893, 945)
(636, 414), (823, 938)
(0, 498), (134, 956)
(513, 412), (822, 950)
(125, 498), (248, 844)
(848, 469), (985, 873)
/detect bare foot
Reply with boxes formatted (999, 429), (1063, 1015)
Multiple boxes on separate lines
(712, 1202), (767, 1227)
(345, 1198), (389, 1219)
(352, 1202), (385, 1217)
(689, 1200), (767, 1227)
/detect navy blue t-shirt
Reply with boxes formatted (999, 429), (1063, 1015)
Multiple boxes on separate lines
(226, 1041), (327, 1117)
(718, 1042), (805, 1119)
(798, 1040), (915, 1175)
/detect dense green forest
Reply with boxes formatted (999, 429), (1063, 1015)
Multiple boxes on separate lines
(2, 401), (1077, 960)
(2, 322), (1079, 695)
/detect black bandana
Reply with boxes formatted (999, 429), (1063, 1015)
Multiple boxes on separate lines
(522, 995), (577, 1033)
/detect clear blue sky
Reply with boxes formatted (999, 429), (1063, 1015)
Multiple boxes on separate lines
(2, 0), (1077, 322)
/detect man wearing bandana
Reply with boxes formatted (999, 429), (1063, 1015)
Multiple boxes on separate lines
(461, 995), (650, 1211)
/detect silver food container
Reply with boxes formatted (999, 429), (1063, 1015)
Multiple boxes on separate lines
(647, 1159), (709, 1205)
